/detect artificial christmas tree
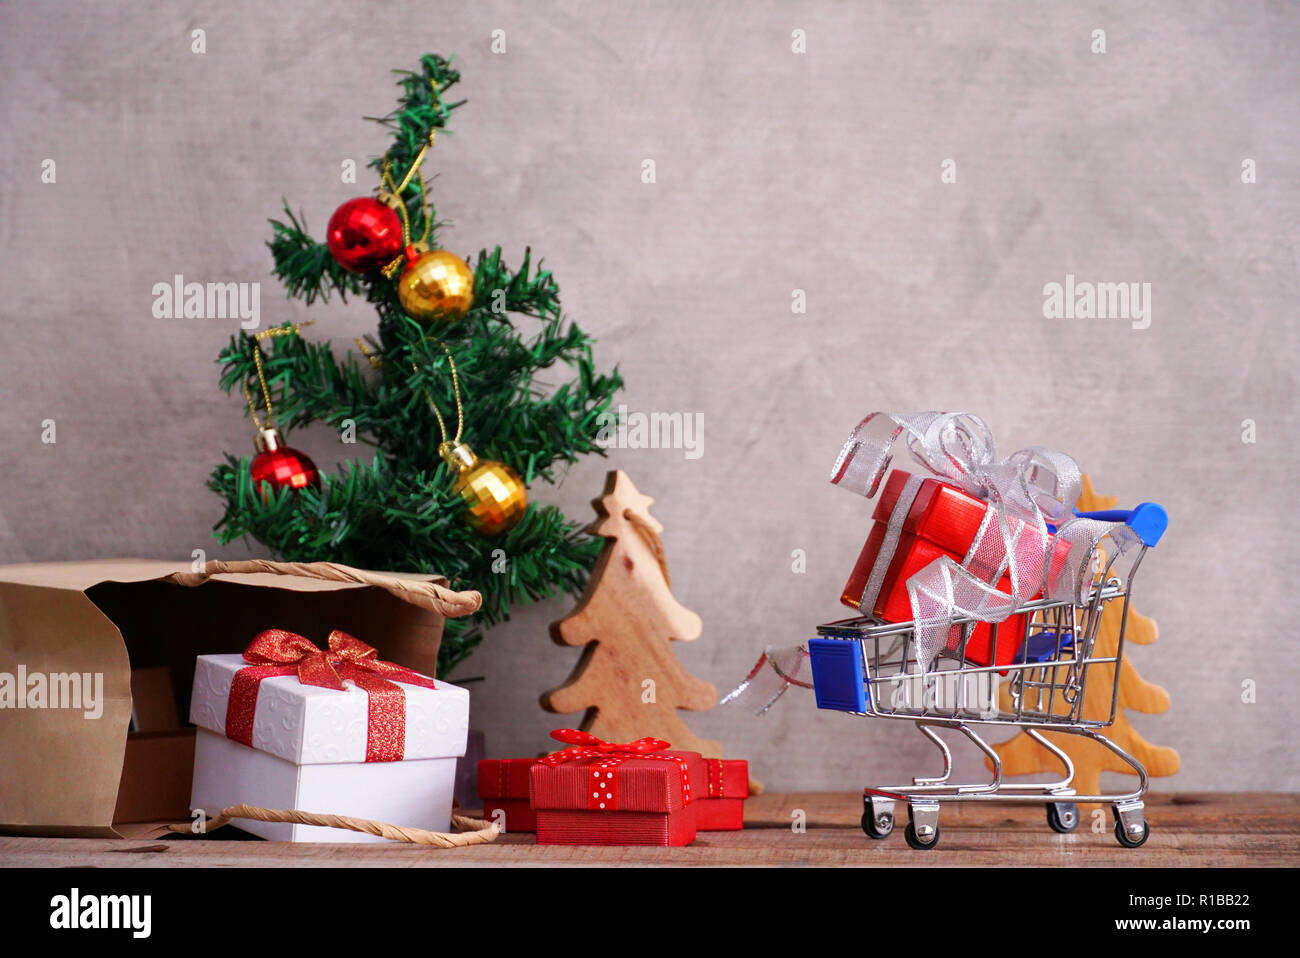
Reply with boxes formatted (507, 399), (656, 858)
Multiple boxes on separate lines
(541, 471), (723, 758)
(208, 55), (622, 676)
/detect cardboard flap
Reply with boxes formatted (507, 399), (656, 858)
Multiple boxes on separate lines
(165, 559), (481, 621)
(0, 580), (132, 832)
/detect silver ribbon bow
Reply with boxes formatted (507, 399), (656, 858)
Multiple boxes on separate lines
(832, 412), (1139, 670)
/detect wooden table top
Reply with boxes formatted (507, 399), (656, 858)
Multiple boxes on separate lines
(2, 791), (1295, 867)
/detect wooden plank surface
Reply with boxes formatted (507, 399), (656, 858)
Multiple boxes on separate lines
(1, 792), (1295, 868)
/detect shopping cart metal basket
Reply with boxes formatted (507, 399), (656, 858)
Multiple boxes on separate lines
(808, 503), (1168, 850)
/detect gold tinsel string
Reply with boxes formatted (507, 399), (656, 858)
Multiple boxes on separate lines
(380, 165), (433, 270)
(242, 321), (314, 430)
(411, 342), (465, 448)
(358, 336), (465, 454)
(379, 79), (443, 279)
(354, 338), (384, 369)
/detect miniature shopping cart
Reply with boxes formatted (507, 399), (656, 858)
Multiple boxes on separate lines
(808, 503), (1168, 850)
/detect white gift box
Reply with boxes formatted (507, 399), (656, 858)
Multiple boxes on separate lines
(189, 653), (468, 842)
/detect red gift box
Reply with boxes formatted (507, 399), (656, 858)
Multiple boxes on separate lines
(697, 758), (748, 830)
(530, 732), (702, 846)
(484, 754), (748, 834)
(841, 470), (1070, 667)
(478, 757), (542, 833)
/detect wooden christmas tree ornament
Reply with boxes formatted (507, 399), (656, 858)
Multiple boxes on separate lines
(541, 470), (725, 760)
(987, 474), (1180, 807)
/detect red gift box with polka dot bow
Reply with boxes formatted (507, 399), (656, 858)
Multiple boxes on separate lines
(529, 729), (703, 846)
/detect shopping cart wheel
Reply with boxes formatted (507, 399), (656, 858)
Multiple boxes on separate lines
(861, 810), (895, 839)
(861, 795), (895, 839)
(903, 821), (940, 850)
(903, 802), (941, 850)
(1046, 801), (1079, 833)
(1112, 802), (1149, 848)
(1113, 819), (1150, 847)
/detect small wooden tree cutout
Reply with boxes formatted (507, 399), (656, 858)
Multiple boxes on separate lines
(987, 475), (1180, 807)
(541, 470), (723, 758)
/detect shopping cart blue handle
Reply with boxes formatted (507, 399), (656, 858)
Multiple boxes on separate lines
(1072, 502), (1168, 547)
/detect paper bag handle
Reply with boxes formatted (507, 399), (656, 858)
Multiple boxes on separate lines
(169, 805), (501, 846)
(168, 559), (481, 619)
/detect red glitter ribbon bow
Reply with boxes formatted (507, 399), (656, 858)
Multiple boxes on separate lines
(225, 628), (438, 763)
(541, 729), (692, 809)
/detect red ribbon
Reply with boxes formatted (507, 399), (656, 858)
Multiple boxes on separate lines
(225, 629), (438, 763)
(540, 729), (692, 810)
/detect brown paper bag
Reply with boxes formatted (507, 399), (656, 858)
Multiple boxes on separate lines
(0, 558), (480, 838)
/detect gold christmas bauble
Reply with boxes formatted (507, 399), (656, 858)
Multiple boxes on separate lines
(440, 441), (527, 536)
(397, 247), (475, 324)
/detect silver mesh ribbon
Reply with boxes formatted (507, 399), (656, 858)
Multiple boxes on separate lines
(720, 645), (813, 715)
(1051, 515), (1144, 603)
(831, 412), (1136, 670)
(858, 472), (925, 612)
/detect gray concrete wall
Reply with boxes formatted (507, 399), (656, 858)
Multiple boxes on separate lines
(1, 1), (1296, 792)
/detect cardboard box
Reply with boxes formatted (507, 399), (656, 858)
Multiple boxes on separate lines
(0, 559), (480, 837)
(129, 666), (180, 732)
(113, 728), (197, 825)
(95, 665), (197, 826)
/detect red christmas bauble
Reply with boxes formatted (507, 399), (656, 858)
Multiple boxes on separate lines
(250, 430), (319, 497)
(326, 197), (403, 273)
